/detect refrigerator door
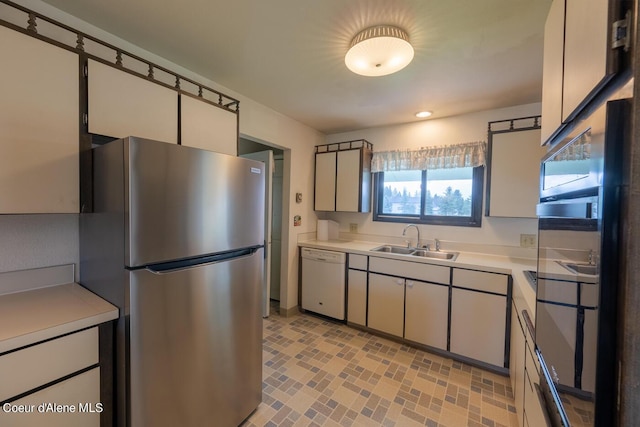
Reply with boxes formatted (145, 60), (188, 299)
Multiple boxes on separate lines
(124, 137), (265, 267)
(128, 248), (263, 427)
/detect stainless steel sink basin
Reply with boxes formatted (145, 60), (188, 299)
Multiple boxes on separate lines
(411, 250), (459, 261)
(370, 245), (415, 255)
(369, 245), (458, 261)
(558, 261), (598, 276)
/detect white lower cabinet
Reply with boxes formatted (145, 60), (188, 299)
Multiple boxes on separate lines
(450, 269), (509, 367)
(524, 340), (550, 427)
(317, 252), (515, 370)
(405, 280), (449, 350)
(2, 368), (101, 427)
(0, 328), (102, 427)
(367, 273), (405, 337)
(510, 303), (526, 425)
(450, 288), (507, 366)
(347, 269), (367, 326)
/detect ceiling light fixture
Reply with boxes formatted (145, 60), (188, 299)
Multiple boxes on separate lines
(415, 111), (432, 118)
(345, 25), (414, 77)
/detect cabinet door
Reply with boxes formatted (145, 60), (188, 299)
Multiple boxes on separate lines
(523, 367), (550, 427)
(450, 288), (506, 366)
(562, 0), (611, 122)
(510, 304), (526, 423)
(367, 273), (404, 337)
(404, 280), (448, 350)
(0, 328), (98, 401)
(180, 95), (237, 156)
(347, 269), (367, 326)
(524, 345), (551, 427)
(535, 302), (576, 389)
(314, 151), (336, 211)
(0, 368), (100, 427)
(540, 0), (565, 144)
(487, 129), (545, 217)
(88, 59), (178, 143)
(0, 27), (78, 213)
(336, 149), (361, 212)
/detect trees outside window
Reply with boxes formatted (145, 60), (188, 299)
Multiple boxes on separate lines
(373, 166), (484, 227)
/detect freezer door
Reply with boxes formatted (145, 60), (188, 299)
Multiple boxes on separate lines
(129, 248), (263, 427)
(124, 137), (265, 267)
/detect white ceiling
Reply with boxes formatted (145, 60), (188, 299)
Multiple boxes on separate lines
(41, 0), (552, 134)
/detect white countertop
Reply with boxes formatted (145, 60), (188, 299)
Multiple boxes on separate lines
(298, 238), (539, 318)
(0, 282), (118, 354)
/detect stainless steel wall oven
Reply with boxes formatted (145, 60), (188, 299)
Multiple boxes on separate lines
(535, 90), (631, 426)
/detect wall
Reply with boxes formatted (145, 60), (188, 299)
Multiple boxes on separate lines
(7, 0), (324, 311)
(323, 103), (542, 252)
(0, 215), (78, 279)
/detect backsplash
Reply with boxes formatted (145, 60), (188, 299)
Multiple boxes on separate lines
(298, 230), (537, 259)
(0, 215), (79, 282)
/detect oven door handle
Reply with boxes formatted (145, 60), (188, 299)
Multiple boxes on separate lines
(536, 201), (594, 219)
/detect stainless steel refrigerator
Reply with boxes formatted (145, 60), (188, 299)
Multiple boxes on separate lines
(80, 137), (265, 427)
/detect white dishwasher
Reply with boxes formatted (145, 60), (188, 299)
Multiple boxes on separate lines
(301, 248), (346, 320)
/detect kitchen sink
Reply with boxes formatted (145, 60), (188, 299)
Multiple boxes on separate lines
(370, 245), (415, 255)
(411, 250), (459, 261)
(370, 245), (459, 261)
(558, 261), (598, 276)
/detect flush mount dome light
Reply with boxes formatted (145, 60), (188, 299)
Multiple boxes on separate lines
(415, 111), (432, 118)
(345, 25), (414, 77)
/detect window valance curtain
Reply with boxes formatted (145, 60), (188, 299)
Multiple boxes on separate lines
(371, 141), (487, 173)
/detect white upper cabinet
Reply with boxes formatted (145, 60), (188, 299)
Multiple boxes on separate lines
(541, 0), (629, 145)
(87, 59), (178, 143)
(335, 149), (362, 212)
(314, 151), (337, 211)
(180, 95), (238, 156)
(314, 141), (372, 212)
(486, 124), (546, 218)
(0, 27), (79, 213)
(540, 0), (565, 144)
(562, 0), (610, 122)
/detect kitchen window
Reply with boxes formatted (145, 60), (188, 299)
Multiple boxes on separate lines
(371, 142), (486, 227)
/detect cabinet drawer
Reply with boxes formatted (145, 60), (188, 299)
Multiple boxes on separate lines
(0, 368), (101, 427)
(0, 328), (99, 401)
(369, 257), (449, 284)
(537, 278), (578, 305)
(452, 268), (509, 294)
(348, 254), (367, 270)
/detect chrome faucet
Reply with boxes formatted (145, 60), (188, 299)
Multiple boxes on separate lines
(435, 238), (441, 252)
(588, 249), (596, 265)
(402, 224), (420, 249)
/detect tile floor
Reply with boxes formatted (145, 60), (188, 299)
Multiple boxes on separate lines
(243, 307), (519, 427)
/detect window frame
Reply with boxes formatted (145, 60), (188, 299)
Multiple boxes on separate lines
(372, 166), (484, 227)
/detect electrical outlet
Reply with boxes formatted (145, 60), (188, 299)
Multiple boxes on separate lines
(520, 234), (537, 248)
(349, 223), (358, 233)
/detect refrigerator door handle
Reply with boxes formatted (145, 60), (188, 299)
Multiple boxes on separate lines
(146, 247), (261, 274)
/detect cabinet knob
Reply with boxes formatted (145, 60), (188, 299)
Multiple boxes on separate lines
(396, 279), (404, 286)
(406, 280), (414, 288)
